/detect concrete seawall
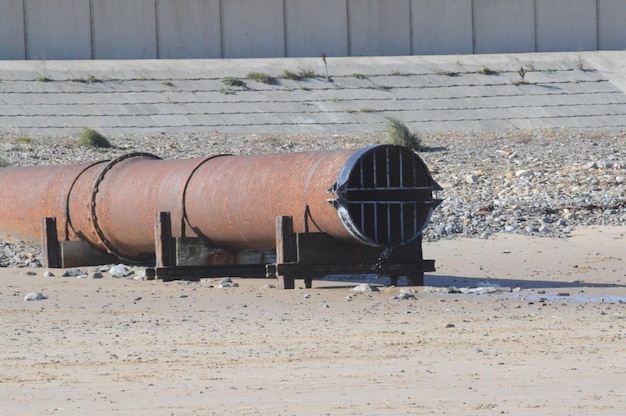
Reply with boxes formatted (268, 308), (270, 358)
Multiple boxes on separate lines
(1, 0), (625, 61)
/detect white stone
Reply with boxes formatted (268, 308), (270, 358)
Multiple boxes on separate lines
(109, 264), (133, 278)
(24, 292), (47, 301)
(465, 174), (479, 184)
(515, 169), (534, 177)
(352, 283), (379, 292)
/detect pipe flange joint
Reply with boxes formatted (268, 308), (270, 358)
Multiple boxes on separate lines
(89, 152), (161, 259)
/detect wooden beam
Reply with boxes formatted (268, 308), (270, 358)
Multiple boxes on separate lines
(272, 260), (435, 277)
(296, 233), (427, 265)
(275, 216), (296, 289)
(40, 217), (61, 268)
(146, 264), (267, 282)
(155, 211), (174, 267)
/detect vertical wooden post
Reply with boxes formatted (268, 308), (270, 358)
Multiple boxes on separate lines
(41, 217), (61, 268)
(276, 216), (297, 289)
(155, 211), (174, 268)
(408, 236), (425, 286)
(406, 272), (424, 286)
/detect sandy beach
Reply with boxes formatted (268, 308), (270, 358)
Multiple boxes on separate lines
(1, 225), (624, 415)
(2, 50), (625, 415)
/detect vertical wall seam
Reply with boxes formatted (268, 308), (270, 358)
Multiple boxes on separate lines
(533, 0), (538, 52)
(154, 0), (160, 58)
(409, 0), (413, 55)
(89, 0), (94, 59)
(22, 0), (28, 59)
(219, 0), (224, 58)
(471, 0), (476, 54)
(596, 0), (600, 50)
(346, 0), (351, 56)
(283, 0), (287, 57)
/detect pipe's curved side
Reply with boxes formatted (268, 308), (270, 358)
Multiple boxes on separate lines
(184, 149), (356, 249)
(67, 153), (231, 260)
(0, 163), (97, 243)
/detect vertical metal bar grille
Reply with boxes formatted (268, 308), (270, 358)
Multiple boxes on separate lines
(335, 145), (439, 247)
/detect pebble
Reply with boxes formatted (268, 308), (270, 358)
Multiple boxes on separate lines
(391, 292), (416, 300)
(109, 264), (134, 278)
(134, 271), (147, 281)
(24, 292), (47, 301)
(352, 283), (379, 292)
(465, 174), (479, 184)
(62, 268), (87, 277)
(515, 169), (534, 177)
(217, 277), (239, 288)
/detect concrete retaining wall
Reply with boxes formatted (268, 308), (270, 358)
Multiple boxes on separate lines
(2, 0), (625, 60)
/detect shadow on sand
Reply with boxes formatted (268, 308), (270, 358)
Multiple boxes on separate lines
(312, 273), (625, 291)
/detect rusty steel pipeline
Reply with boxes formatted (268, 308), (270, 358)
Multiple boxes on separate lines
(0, 145), (441, 262)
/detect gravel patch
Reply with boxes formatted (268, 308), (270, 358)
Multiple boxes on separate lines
(1, 128), (624, 267)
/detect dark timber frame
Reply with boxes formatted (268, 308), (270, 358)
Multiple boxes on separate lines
(41, 213), (435, 289)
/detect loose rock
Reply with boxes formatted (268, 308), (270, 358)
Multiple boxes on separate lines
(217, 277), (239, 288)
(24, 292), (47, 301)
(352, 283), (379, 293)
(109, 264), (134, 278)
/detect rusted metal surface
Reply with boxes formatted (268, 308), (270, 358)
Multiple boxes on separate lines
(0, 145), (441, 262)
(0, 163), (100, 243)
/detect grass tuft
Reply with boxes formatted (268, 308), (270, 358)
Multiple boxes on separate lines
(436, 70), (460, 77)
(75, 128), (112, 148)
(247, 72), (275, 84)
(71, 74), (100, 83)
(384, 117), (421, 151)
(517, 65), (528, 84)
(281, 69), (302, 81)
(16, 136), (32, 143)
(478, 67), (499, 75)
(0, 155), (10, 168)
(222, 76), (245, 87)
(298, 68), (318, 78)
(281, 68), (319, 81)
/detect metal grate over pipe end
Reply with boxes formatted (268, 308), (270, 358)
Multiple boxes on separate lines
(328, 145), (441, 247)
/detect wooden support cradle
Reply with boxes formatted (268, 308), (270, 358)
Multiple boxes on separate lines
(41, 213), (436, 289)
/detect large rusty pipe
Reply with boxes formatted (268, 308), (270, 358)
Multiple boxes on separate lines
(0, 145), (441, 261)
